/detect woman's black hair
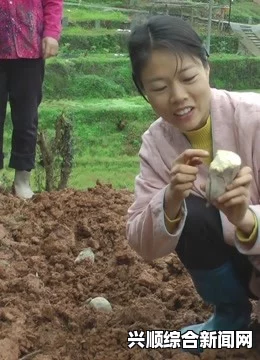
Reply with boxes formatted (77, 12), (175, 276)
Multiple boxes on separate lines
(128, 15), (209, 101)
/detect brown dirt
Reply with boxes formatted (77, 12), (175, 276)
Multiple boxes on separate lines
(0, 182), (260, 360)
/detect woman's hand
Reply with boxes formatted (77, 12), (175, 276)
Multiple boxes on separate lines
(213, 166), (255, 235)
(42, 37), (59, 59)
(164, 149), (209, 222)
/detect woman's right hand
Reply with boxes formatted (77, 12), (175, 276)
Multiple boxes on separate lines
(164, 149), (209, 224)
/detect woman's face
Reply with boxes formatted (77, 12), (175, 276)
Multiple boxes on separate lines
(141, 48), (211, 132)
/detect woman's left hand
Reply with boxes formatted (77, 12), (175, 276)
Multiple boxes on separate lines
(213, 166), (253, 229)
(42, 37), (59, 59)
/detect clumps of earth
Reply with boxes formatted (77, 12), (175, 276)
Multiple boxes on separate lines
(0, 182), (260, 360)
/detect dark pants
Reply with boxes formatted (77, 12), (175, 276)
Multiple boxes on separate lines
(0, 58), (45, 171)
(175, 195), (256, 299)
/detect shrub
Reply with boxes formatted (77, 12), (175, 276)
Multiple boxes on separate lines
(209, 55), (260, 90)
(43, 55), (260, 99)
(60, 29), (239, 54)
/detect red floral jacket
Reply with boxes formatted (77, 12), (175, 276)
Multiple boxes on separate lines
(0, 0), (63, 59)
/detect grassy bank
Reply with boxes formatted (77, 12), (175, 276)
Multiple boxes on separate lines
(60, 26), (239, 54)
(64, 0), (260, 24)
(43, 54), (260, 100)
(2, 89), (260, 191)
(2, 98), (153, 191)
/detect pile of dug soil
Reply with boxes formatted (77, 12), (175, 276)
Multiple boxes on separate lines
(0, 183), (260, 360)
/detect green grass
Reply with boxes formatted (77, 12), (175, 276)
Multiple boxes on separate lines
(93, 0), (260, 24)
(64, 0), (128, 6)
(70, 156), (139, 189)
(63, 5), (227, 35)
(64, 6), (129, 23)
(3, 89), (260, 191)
(231, 1), (260, 24)
(2, 98), (153, 191)
(60, 26), (126, 52)
(64, 0), (260, 25)
(62, 26), (117, 36)
(43, 55), (260, 100)
(0, 154), (140, 191)
(190, 0), (260, 24)
(60, 24), (239, 54)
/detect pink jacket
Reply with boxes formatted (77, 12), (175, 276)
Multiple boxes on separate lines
(126, 88), (260, 301)
(0, 0), (63, 59)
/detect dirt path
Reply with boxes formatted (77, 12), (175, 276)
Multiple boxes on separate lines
(0, 183), (260, 360)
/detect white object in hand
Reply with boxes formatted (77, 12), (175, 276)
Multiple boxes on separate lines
(205, 150), (241, 202)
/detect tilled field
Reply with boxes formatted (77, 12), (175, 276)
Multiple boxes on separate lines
(0, 184), (260, 360)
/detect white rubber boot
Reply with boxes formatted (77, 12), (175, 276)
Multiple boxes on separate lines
(13, 170), (34, 199)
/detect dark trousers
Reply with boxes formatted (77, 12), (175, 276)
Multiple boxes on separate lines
(0, 58), (45, 171)
(175, 195), (256, 299)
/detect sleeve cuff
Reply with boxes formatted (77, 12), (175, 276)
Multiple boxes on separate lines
(43, 30), (61, 41)
(149, 185), (188, 239)
(236, 212), (258, 243)
(160, 189), (187, 237)
(235, 205), (260, 255)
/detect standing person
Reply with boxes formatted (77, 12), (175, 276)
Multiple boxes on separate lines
(0, 0), (63, 199)
(126, 15), (260, 352)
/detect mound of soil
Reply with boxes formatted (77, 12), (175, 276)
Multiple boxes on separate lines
(0, 183), (259, 360)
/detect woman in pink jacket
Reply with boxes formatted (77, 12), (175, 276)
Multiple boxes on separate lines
(0, 0), (63, 199)
(126, 15), (260, 352)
